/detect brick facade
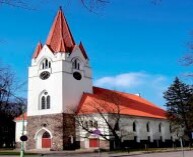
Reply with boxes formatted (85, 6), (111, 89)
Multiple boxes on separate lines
(26, 113), (75, 150)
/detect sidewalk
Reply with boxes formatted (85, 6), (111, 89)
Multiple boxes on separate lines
(25, 147), (193, 156)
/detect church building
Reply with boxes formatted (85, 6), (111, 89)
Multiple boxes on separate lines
(15, 8), (177, 150)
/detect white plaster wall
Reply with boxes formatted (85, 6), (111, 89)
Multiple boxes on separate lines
(15, 120), (27, 143)
(28, 45), (93, 116)
(78, 114), (174, 148)
(119, 116), (172, 142)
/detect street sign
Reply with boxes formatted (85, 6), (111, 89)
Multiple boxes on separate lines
(20, 135), (28, 142)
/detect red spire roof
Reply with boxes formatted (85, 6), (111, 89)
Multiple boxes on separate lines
(46, 7), (75, 52)
(33, 42), (42, 58)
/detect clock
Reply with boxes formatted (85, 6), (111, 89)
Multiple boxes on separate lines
(73, 72), (82, 80)
(40, 71), (50, 80)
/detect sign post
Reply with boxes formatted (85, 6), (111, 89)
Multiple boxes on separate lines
(20, 106), (26, 157)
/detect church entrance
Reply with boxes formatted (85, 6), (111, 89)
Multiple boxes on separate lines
(89, 138), (99, 148)
(34, 128), (52, 149)
(42, 131), (51, 148)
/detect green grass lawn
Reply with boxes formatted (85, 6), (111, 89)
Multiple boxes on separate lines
(0, 151), (38, 156)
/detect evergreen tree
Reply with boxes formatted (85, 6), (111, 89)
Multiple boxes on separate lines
(164, 77), (193, 143)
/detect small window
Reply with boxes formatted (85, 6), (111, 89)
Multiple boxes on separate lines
(89, 120), (94, 127)
(159, 123), (162, 132)
(133, 122), (136, 132)
(72, 58), (81, 70)
(40, 91), (51, 110)
(115, 122), (119, 131)
(146, 122), (150, 132)
(94, 121), (98, 128)
(85, 121), (89, 129)
(169, 125), (172, 133)
(41, 58), (51, 70)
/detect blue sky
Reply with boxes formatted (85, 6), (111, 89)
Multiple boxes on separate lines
(0, 0), (193, 108)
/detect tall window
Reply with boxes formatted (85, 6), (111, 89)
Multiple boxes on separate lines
(133, 122), (136, 132)
(89, 120), (94, 127)
(41, 58), (51, 70)
(94, 121), (98, 128)
(72, 58), (81, 70)
(146, 122), (150, 132)
(169, 125), (172, 133)
(85, 121), (88, 129)
(159, 123), (162, 132)
(115, 122), (120, 131)
(40, 91), (51, 109)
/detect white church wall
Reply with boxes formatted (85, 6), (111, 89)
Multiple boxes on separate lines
(15, 120), (27, 143)
(28, 45), (93, 116)
(120, 116), (172, 142)
(77, 114), (173, 148)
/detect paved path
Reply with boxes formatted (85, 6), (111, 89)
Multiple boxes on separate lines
(1, 150), (192, 157)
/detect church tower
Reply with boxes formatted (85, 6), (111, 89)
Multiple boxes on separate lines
(27, 8), (93, 150)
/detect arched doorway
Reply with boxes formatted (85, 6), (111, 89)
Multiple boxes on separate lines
(34, 128), (52, 149)
(42, 131), (51, 148)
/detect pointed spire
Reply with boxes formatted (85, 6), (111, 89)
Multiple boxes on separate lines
(33, 42), (43, 58)
(46, 7), (75, 53)
(79, 42), (88, 59)
(57, 38), (66, 52)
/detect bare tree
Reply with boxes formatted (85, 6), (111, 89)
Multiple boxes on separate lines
(0, 64), (26, 118)
(0, 0), (109, 11)
(69, 89), (133, 150)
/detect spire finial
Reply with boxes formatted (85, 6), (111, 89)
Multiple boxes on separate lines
(59, 6), (62, 11)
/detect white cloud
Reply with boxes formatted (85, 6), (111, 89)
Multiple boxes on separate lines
(94, 72), (148, 89)
(94, 72), (170, 107)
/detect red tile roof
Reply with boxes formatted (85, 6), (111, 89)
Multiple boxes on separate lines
(32, 42), (42, 58)
(32, 8), (89, 59)
(46, 7), (75, 53)
(76, 87), (167, 119)
(15, 113), (27, 121)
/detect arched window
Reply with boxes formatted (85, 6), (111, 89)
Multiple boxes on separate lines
(133, 122), (136, 132)
(89, 120), (94, 127)
(94, 121), (98, 128)
(40, 91), (51, 110)
(146, 122), (150, 132)
(72, 58), (81, 70)
(42, 131), (51, 138)
(41, 96), (45, 109)
(159, 123), (162, 132)
(115, 122), (119, 131)
(169, 125), (172, 133)
(85, 121), (88, 129)
(41, 58), (51, 70)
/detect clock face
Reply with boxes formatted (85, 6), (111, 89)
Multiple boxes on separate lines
(40, 71), (50, 80)
(73, 72), (82, 80)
